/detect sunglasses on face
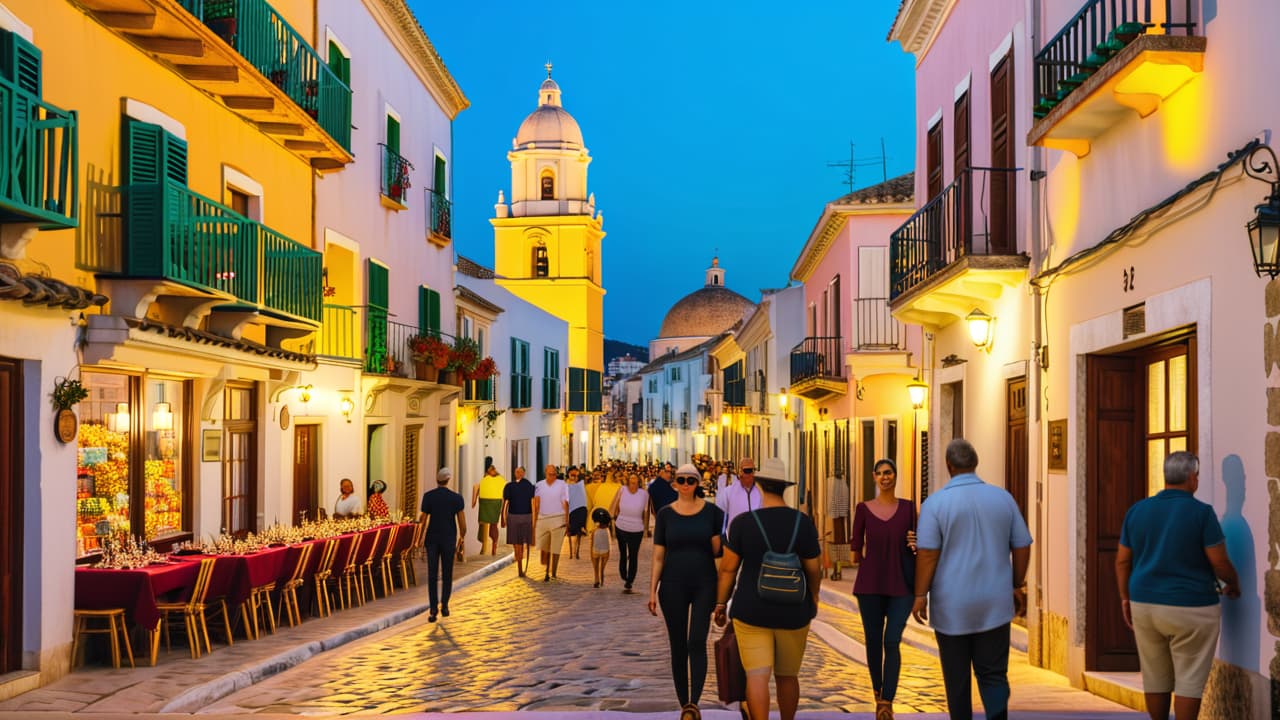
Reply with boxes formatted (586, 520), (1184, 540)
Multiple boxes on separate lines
(675, 476), (699, 485)
(740, 468), (755, 474)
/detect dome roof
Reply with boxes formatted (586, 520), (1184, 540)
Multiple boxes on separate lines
(658, 286), (754, 339)
(514, 77), (584, 150)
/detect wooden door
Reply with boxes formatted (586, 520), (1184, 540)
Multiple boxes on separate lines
(990, 51), (1016, 254)
(1006, 377), (1029, 522)
(860, 420), (876, 502)
(292, 425), (318, 524)
(0, 359), (21, 674)
(954, 92), (972, 249)
(1086, 355), (1143, 671)
(926, 122), (943, 200)
(222, 383), (257, 537)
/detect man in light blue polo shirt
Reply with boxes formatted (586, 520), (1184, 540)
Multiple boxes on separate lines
(911, 438), (1032, 720)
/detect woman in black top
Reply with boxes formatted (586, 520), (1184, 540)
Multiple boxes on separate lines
(648, 462), (723, 720)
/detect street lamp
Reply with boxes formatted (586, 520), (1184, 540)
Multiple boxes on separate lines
(778, 387), (793, 421)
(907, 379), (928, 409)
(1244, 144), (1280, 278)
(966, 308), (994, 350)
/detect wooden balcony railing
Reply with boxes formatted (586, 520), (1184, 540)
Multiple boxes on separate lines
(430, 190), (451, 240)
(1034, 0), (1198, 119)
(380, 144), (412, 205)
(889, 167), (1020, 300)
(122, 178), (320, 321)
(317, 303), (360, 361)
(0, 77), (77, 228)
(790, 336), (844, 385)
(180, 0), (352, 150)
(853, 298), (905, 350)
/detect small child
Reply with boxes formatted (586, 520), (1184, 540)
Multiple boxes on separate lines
(590, 507), (612, 588)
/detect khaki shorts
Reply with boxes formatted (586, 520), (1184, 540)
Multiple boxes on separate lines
(732, 619), (810, 676)
(1131, 601), (1220, 698)
(536, 519), (566, 554)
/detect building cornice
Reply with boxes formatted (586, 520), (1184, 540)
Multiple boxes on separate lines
(887, 0), (957, 62)
(736, 300), (773, 350)
(363, 0), (469, 119)
(790, 202), (915, 283)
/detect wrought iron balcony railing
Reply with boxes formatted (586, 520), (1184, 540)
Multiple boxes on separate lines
(853, 298), (905, 350)
(0, 77), (78, 228)
(182, 0), (352, 150)
(380, 144), (412, 205)
(1033, 0), (1198, 119)
(889, 168), (1020, 299)
(790, 336), (844, 385)
(430, 190), (451, 240)
(364, 317), (461, 378)
(317, 303), (361, 362)
(123, 178), (321, 321)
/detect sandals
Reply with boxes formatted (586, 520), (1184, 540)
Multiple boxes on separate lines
(679, 703), (701, 720)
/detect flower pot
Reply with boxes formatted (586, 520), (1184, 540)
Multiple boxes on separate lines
(439, 369), (459, 386)
(414, 361), (438, 383)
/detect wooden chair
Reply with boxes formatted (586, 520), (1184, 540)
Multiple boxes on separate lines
(246, 580), (278, 639)
(358, 527), (385, 602)
(72, 608), (134, 669)
(157, 557), (216, 659)
(338, 532), (365, 608)
(397, 522), (424, 588)
(372, 525), (400, 598)
(276, 543), (313, 628)
(310, 538), (339, 618)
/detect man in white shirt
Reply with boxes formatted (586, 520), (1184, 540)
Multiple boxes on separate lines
(532, 465), (570, 582)
(717, 457), (762, 539)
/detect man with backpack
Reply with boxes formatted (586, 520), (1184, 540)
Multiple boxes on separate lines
(714, 458), (821, 720)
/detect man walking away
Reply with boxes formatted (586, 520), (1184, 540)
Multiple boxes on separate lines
(1116, 451), (1240, 720)
(911, 439), (1032, 720)
(419, 467), (466, 623)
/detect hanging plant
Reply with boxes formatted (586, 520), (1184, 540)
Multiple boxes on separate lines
(52, 377), (88, 411)
(482, 407), (504, 439)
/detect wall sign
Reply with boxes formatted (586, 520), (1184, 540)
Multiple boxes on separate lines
(1048, 419), (1067, 471)
(201, 429), (222, 462)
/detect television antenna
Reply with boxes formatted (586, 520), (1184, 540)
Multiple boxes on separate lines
(827, 139), (888, 194)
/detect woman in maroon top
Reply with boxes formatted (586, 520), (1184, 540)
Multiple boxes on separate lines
(851, 458), (916, 720)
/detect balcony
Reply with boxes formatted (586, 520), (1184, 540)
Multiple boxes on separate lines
(118, 178), (320, 337)
(889, 168), (1028, 328)
(78, 0), (352, 169)
(853, 298), (905, 350)
(1029, 0), (1204, 157)
(380, 144), (411, 209)
(316, 303), (361, 364)
(789, 336), (845, 401)
(429, 190), (451, 245)
(0, 77), (77, 230)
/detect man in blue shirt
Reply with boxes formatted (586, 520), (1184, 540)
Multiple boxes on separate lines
(419, 467), (466, 623)
(911, 438), (1032, 720)
(1116, 451), (1239, 720)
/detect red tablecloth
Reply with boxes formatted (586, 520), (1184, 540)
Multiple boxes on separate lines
(74, 561), (200, 630)
(190, 546), (290, 606)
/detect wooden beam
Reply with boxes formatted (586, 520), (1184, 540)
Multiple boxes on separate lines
(311, 158), (348, 172)
(223, 96), (275, 111)
(259, 122), (304, 136)
(93, 12), (156, 30)
(126, 34), (204, 58)
(285, 141), (327, 151)
(177, 64), (238, 82)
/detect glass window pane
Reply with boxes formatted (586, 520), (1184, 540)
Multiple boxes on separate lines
(77, 372), (132, 555)
(1168, 354), (1188, 432)
(1147, 360), (1166, 434)
(1148, 439), (1166, 496)
(145, 379), (185, 541)
(1170, 436), (1187, 453)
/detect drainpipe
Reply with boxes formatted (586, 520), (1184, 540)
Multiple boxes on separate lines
(1028, 0), (1049, 667)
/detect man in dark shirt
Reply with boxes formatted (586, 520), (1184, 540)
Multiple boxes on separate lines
(648, 464), (677, 535)
(419, 467), (466, 622)
(501, 465), (537, 577)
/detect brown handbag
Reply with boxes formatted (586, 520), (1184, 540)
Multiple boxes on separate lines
(714, 623), (747, 703)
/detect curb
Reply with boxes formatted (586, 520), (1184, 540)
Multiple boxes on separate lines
(160, 553), (514, 713)
(818, 586), (1030, 657)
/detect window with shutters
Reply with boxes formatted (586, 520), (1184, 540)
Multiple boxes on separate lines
(723, 361), (746, 407)
(510, 338), (532, 410)
(926, 121), (943, 200)
(402, 426), (420, 517)
(417, 286), (441, 337)
(568, 368), (602, 413)
(123, 118), (187, 187)
(365, 260), (389, 373)
(990, 51), (1016, 254)
(542, 348), (560, 410)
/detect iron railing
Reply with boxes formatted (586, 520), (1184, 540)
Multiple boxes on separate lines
(790, 336), (844, 385)
(365, 318), (462, 378)
(430, 190), (451, 240)
(889, 168), (1020, 299)
(380, 144), (412, 204)
(0, 78), (77, 228)
(854, 298), (905, 349)
(185, 0), (352, 150)
(1034, 0), (1198, 118)
(317, 303), (361, 361)
(123, 178), (321, 321)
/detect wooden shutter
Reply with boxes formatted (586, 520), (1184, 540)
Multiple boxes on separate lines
(367, 260), (388, 310)
(926, 122), (943, 200)
(0, 30), (40, 96)
(123, 119), (187, 186)
(954, 91), (970, 174)
(418, 286), (440, 336)
(328, 42), (349, 85)
(386, 116), (400, 155)
(990, 51), (1015, 254)
(434, 156), (447, 194)
(586, 369), (602, 413)
(568, 368), (584, 412)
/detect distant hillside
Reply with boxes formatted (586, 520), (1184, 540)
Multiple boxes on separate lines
(604, 338), (648, 364)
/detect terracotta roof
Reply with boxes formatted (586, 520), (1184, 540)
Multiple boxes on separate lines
(832, 172), (914, 206)
(456, 255), (495, 279)
(657, 286), (754, 340)
(127, 317), (315, 363)
(454, 284), (504, 315)
(0, 262), (108, 310)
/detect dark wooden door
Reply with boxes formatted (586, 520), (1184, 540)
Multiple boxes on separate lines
(1006, 376), (1029, 522)
(0, 359), (21, 674)
(1086, 355), (1143, 671)
(990, 50), (1016, 254)
(860, 420), (876, 502)
(954, 92), (972, 249)
(292, 424), (318, 524)
(926, 122), (943, 200)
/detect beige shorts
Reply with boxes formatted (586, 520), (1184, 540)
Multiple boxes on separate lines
(536, 519), (566, 554)
(1131, 601), (1220, 698)
(732, 619), (810, 677)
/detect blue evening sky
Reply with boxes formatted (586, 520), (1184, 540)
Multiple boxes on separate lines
(410, 1), (917, 347)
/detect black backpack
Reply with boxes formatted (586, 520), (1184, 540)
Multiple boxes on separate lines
(750, 509), (806, 605)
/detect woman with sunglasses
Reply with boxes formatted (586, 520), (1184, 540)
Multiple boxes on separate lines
(648, 463), (724, 720)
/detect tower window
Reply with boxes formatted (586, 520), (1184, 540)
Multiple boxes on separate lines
(541, 175), (554, 200)
(533, 244), (549, 277)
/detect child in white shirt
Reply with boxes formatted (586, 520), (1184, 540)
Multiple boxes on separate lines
(590, 508), (612, 588)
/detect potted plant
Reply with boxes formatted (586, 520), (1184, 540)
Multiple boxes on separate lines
(388, 164), (411, 202)
(443, 336), (479, 386)
(408, 334), (449, 382)
(51, 377), (88, 443)
(467, 356), (498, 382)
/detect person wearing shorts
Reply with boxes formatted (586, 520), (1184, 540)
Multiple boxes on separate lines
(533, 464), (570, 582)
(566, 466), (588, 560)
(472, 460), (506, 555)
(501, 466), (536, 577)
(1116, 451), (1239, 720)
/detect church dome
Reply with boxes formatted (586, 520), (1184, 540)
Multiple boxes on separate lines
(658, 286), (755, 339)
(514, 77), (584, 150)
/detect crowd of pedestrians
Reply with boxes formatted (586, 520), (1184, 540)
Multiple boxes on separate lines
(408, 441), (1240, 720)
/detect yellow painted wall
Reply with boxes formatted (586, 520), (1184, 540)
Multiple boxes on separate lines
(19, 0), (315, 289)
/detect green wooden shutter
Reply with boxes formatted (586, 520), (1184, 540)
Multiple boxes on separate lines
(386, 116), (400, 155)
(328, 42), (349, 85)
(123, 119), (188, 277)
(367, 260), (388, 309)
(510, 338), (521, 408)
(586, 369), (602, 413)
(365, 260), (389, 373)
(568, 367), (584, 412)
(418, 286), (440, 336)
(0, 29), (40, 96)
(433, 155), (446, 194)
(123, 119), (187, 187)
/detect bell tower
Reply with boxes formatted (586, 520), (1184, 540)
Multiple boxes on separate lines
(492, 67), (605, 414)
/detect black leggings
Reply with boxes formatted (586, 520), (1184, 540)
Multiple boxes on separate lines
(657, 577), (716, 706)
(616, 529), (643, 585)
(424, 540), (455, 611)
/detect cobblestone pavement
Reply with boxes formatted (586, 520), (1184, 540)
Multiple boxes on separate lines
(199, 538), (1132, 717)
